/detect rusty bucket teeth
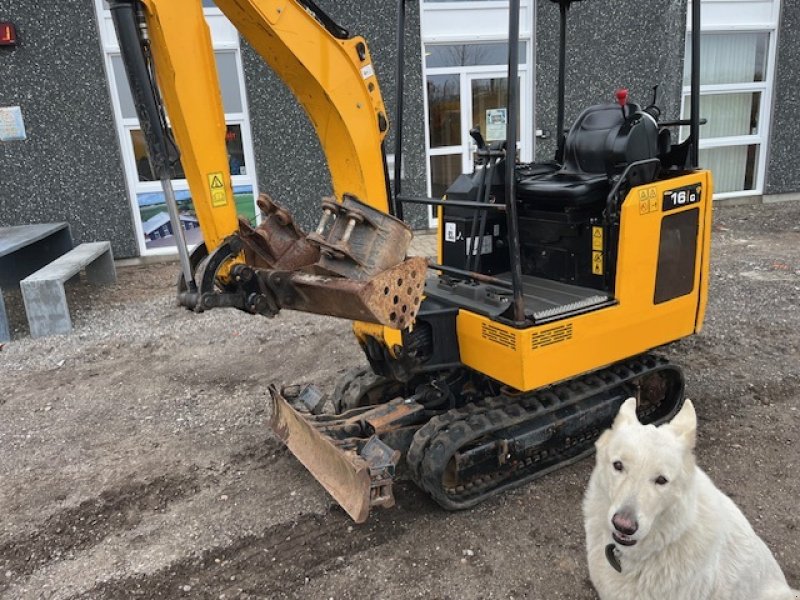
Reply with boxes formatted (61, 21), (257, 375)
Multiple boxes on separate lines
(268, 385), (398, 523)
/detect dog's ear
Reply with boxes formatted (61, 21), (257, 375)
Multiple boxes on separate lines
(612, 397), (640, 429)
(666, 399), (697, 449)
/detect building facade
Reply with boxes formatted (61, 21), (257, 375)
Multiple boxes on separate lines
(0, 0), (794, 258)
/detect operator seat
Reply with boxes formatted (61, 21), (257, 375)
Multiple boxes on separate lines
(517, 103), (659, 210)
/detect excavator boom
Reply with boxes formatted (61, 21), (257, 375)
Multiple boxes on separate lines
(120, 0), (391, 253)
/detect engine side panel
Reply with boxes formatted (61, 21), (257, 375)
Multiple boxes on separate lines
(456, 171), (713, 391)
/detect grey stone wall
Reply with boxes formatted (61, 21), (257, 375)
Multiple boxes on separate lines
(534, 0), (687, 161)
(241, 0), (428, 231)
(765, 1), (799, 195)
(0, 1), (138, 258)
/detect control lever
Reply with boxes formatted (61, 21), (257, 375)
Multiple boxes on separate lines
(470, 127), (487, 150)
(644, 84), (662, 120)
(615, 88), (629, 120)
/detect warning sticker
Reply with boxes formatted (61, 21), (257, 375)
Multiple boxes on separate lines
(638, 187), (659, 215)
(208, 172), (227, 207)
(592, 226), (603, 251)
(592, 251), (604, 275)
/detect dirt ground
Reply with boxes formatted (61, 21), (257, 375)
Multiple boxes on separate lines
(1, 202), (799, 600)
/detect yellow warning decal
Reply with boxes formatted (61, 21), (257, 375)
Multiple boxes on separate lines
(592, 251), (603, 275)
(208, 172), (227, 207)
(638, 187), (658, 215)
(592, 226), (603, 251)
(591, 226), (603, 274)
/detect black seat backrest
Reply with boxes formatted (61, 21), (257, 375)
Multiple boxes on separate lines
(563, 103), (659, 176)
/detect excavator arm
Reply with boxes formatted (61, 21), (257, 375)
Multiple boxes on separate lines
(109, 0), (424, 328)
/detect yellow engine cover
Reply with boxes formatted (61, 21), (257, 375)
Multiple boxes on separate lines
(457, 171), (713, 391)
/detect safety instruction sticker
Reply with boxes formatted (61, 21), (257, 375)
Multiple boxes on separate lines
(638, 187), (659, 215)
(592, 226), (603, 251)
(592, 226), (604, 275)
(208, 172), (227, 207)
(592, 251), (603, 275)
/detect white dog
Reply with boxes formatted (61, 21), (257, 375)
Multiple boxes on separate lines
(583, 398), (799, 600)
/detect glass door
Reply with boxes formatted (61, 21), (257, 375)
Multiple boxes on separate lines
(466, 72), (524, 164)
(427, 71), (528, 200)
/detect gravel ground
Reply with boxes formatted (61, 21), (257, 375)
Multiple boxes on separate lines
(0, 201), (798, 599)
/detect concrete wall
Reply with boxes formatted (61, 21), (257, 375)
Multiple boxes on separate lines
(0, 1), (138, 258)
(534, 0), (687, 161)
(240, 0), (429, 231)
(765, 1), (799, 195)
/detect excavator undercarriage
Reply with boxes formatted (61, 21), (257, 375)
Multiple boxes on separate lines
(271, 353), (685, 522)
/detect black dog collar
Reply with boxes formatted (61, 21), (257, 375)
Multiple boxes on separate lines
(605, 543), (622, 573)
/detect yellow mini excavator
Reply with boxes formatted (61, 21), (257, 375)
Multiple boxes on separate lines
(110, 0), (712, 522)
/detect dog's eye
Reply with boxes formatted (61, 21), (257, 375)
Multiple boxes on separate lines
(613, 461), (624, 472)
(655, 475), (669, 485)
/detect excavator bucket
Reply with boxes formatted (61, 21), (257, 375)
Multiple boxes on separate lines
(236, 194), (427, 329)
(268, 386), (400, 523)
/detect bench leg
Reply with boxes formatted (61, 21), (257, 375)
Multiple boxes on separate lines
(21, 280), (72, 338)
(86, 247), (117, 285)
(0, 290), (9, 342)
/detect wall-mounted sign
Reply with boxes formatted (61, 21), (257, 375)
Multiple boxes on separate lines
(0, 22), (18, 47)
(0, 106), (27, 141)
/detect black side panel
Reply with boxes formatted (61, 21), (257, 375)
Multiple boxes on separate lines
(654, 208), (699, 304)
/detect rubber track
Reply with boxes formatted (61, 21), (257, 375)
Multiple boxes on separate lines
(406, 354), (682, 510)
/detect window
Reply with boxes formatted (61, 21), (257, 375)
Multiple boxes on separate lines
(424, 41), (530, 204)
(426, 43), (526, 68)
(111, 51), (243, 116)
(682, 31), (772, 195)
(97, 0), (258, 254)
(130, 124), (248, 182)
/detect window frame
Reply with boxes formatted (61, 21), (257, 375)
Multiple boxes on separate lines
(681, 15), (780, 199)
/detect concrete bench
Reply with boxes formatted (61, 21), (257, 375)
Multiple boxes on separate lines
(21, 242), (116, 338)
(0, 222), (73, 341)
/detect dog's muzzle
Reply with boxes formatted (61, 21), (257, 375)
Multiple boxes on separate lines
(612, 531), (637, 546)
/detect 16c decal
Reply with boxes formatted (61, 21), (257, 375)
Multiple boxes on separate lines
(663, 185), (702, 212)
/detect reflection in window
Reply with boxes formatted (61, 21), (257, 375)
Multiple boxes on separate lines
(426, 43), (526, 68)
(111, 51), (243, 117)
(430, 154), (463, 199)
(215, 52), (243, 113)
(131, 124), (247, 181)
(683, 32), (768, 86)
(699, 145), (759, 194)
(681, 92), (761, 140)
(427, 74), (461, 148)
(111, 54), (136, 119)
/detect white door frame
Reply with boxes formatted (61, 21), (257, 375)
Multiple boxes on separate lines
(420, 1), (536, 227)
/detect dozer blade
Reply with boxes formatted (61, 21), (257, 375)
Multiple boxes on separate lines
(268, 386), (399, 523)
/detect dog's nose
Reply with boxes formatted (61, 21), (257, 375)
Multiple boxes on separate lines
(612, 511), (638, 535)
